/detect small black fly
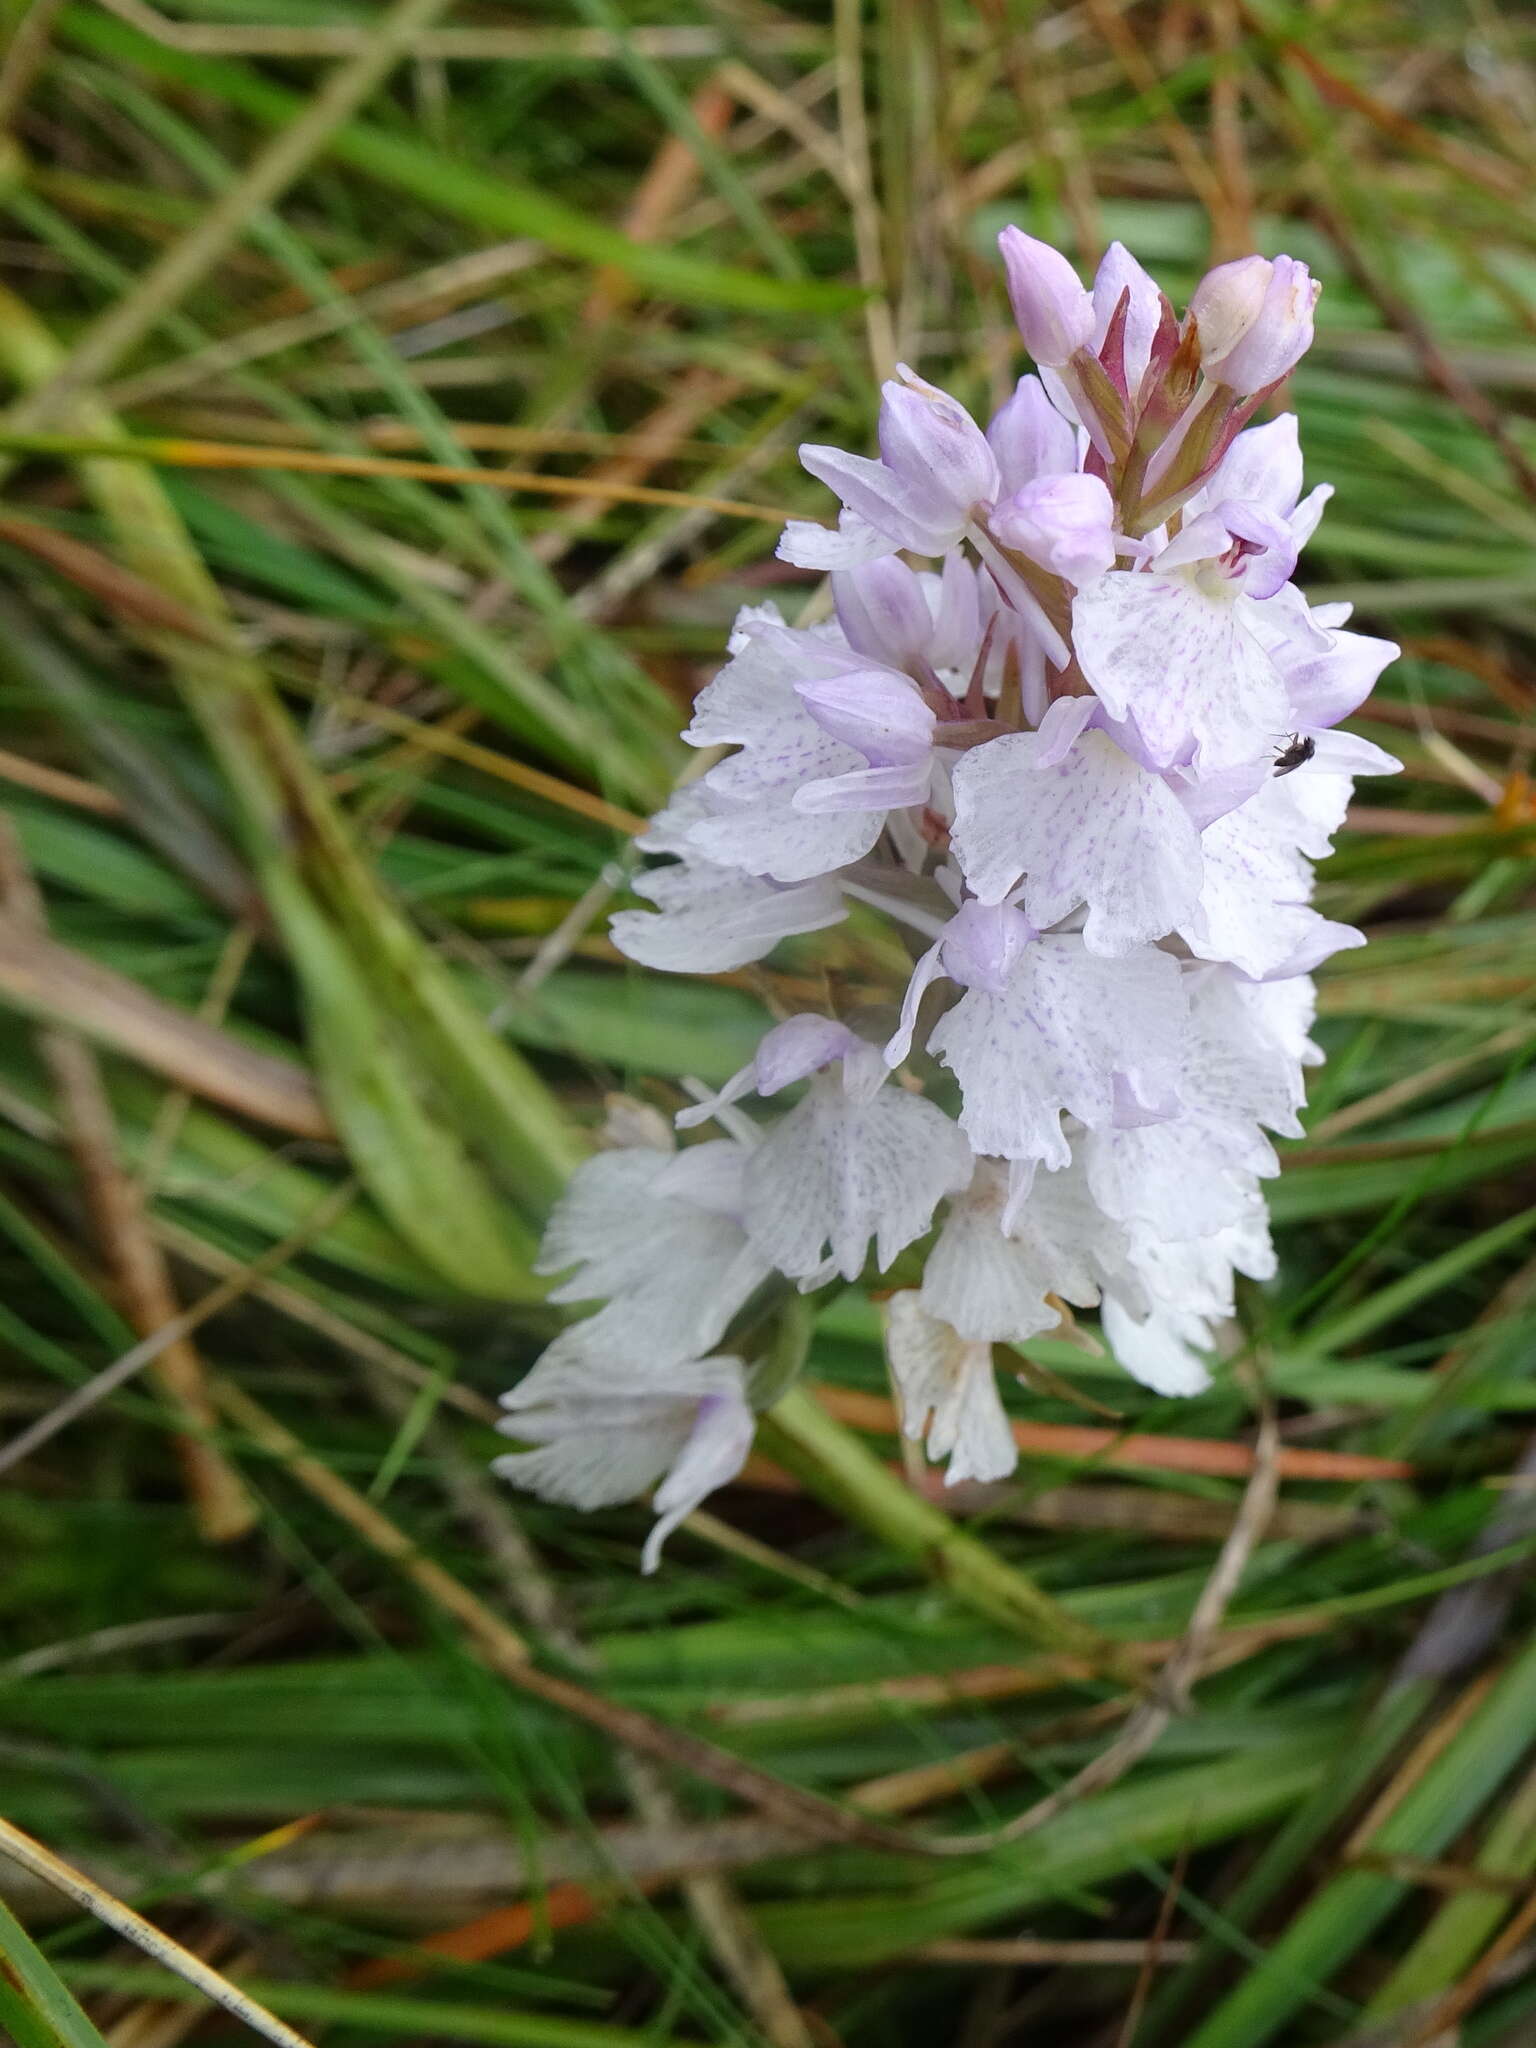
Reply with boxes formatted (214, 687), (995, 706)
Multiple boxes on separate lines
(1272, 733), (1316, 777)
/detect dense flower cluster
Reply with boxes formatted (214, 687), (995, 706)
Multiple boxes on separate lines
(495, 235), (1401, 1565)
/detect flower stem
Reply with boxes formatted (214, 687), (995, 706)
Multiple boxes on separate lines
(760, 1381), (1125, 1666)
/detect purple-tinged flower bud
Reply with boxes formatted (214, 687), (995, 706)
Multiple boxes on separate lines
(941, 898), (1035, 995)
(833, 557), (934, 671)
(1189, 254), (1319, 392)
(998, 227), (1095, 367)
(991, 473), (1117, 587)
(1188, 256), (1271, 362)
(1091, 241), (1165, 401)
(752, 1014), (862, 1095)
(794, 669), (935, 767)
(986, 374), (1077, 496)
(877, 366), (1000, 522)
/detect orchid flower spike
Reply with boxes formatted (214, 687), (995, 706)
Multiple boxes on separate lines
(496, 232), (1401, 1560)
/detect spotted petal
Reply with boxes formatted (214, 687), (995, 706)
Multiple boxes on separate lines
(927, 935), (1187, 1168)
(885, 1292), (1018, 1485)
(611, 858), (846, 974)
(683, 629), (888, 881)
(952, 727), (1202, 953)
(744, 1082), (972, 1282)
(1072, 572), (1291, 770)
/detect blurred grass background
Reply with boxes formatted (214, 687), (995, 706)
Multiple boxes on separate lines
(1, 2), (1536, 2044)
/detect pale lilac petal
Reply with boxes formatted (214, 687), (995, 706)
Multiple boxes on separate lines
(493, 1413), (685, 1512)
(1153, 510), (1237, 574)
(778, 510), (893, 569)
(683, 629), (888, 881)
(1288, 482), (1332, 547)
(1085, 1120), (1268, 1241)
(795, 760), (933, 814)
(1072, 572), (1291, 769)
(885, 1292), (1018, 1484)
(533, 1143), (771, 1364)
(794, 669), (935, 765)
(643, 1378), (755, 1571)
(884, 937), (946, 1068)
(754, 1014), (862, 1094)
(1309, 730), (1402, 780)
(495, 1352), (753, 1569)
(880, 369), (1001, 517)
(998, 228), (1095, 367)
(833, 556), (935, 669)
(951, 727), (1202, 952)
(744, 1083), (973, 1281)
(611, 861), (845, 974)
(1212, 499), (1297, 599)
(1181, 794), (1363, 978)
(797, 442), (957, 555)
(928, 935), (1187, 1166)
(1270, 618), (1401, 730)
(986, 373), (1078, 495)
(1092, 241), (1164, 400)
(1031, 692), (1102, 766)
(1203, 414), (1304, 520)
(992, 473), (1117, 586)
(940, 897), (1037, 993)
(930, 554), (983, 673)
(920, 1158), (1078, 1342)
(1168, 755), (1273, 831)
(1100, 1294), (1213, 1395)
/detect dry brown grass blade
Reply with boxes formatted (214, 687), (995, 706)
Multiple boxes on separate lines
(0, 512), (228, 643)
(6, 432), (800, 523)
(0, 1816), (317, 2048)
(0, 745), (123, 815)
(809, 1383), (1414, 1482)
(0, 1179), (359, 1480)
(0, 819), (255, 1542)
(37, 1027), (257, 1543)
(0, 912), (334, 1138)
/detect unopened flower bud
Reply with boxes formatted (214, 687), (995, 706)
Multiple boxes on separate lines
(1190, 254), (1318, 392)
(991, 473), (1116, 587)
(986, 375), (1076, 496)
(878, 366), (1000, 520)
(998, 227), (1095, 367)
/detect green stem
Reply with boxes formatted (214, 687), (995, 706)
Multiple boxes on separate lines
(760, 1383), (1119, 1663)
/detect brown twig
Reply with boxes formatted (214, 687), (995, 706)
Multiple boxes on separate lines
(1305, 194), (1536, 510)
(920, 1399), (1281, 1852)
